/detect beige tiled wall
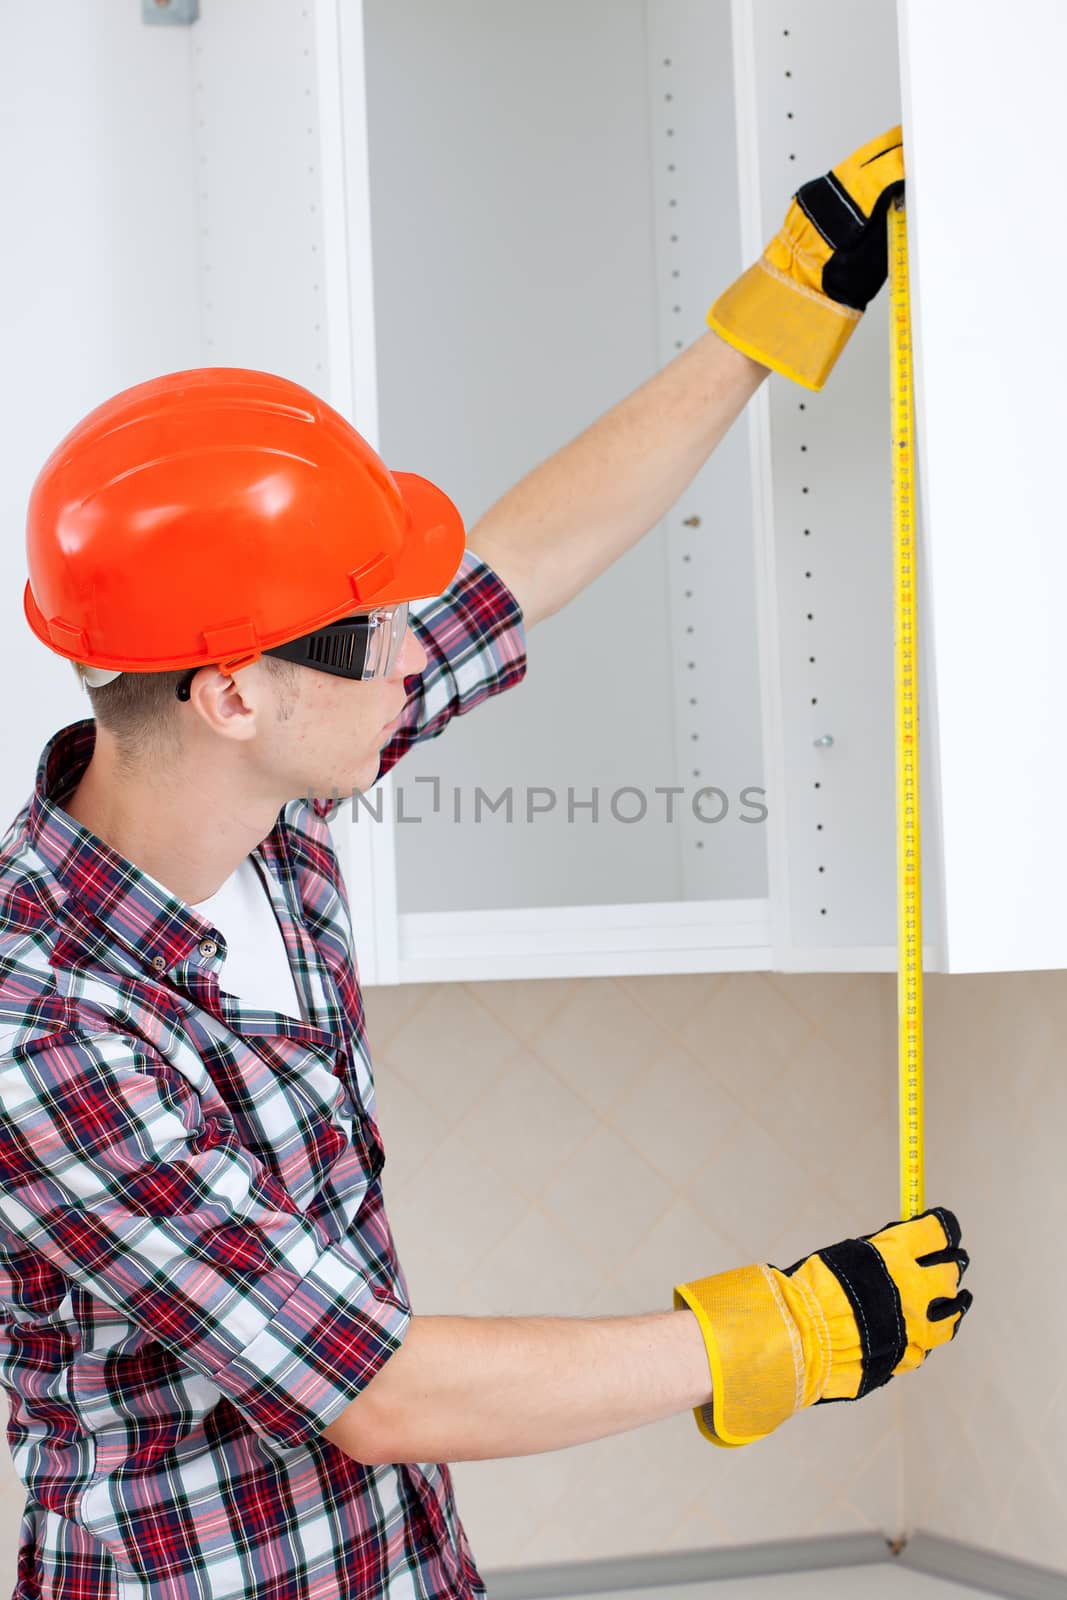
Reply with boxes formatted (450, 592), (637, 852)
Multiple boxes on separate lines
(0, 968), (1057, 1586)
(902, 970), (1067, 1574)
(365, 969), (1066, 1576)
(364, 972), (906, 1567)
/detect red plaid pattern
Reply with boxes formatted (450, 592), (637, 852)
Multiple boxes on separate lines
(0, 549), (526, 1599)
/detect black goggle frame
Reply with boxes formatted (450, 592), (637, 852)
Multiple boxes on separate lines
(174, 602), (410, 701)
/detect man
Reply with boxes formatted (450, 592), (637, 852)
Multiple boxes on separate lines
(0, 128), (970, 1599)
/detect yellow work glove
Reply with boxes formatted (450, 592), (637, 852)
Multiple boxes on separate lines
(708, 125), (905, 391)
(674, 1206), (972, 1449)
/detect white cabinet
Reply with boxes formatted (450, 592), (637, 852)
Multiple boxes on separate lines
(360, 0), (770, 980)
(348, 0), (918, 981)
(2, 1), (1054, 981)
(898, 0), (1067, 973)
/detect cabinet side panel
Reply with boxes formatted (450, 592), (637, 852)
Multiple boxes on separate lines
(900, 0), (1067, 973)
(746, 0), (927, 963)
(190, 1), (330, 388)
(647, 0), (766, 904)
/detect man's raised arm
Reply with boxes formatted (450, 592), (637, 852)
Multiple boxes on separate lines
(469, 125), (905, 631)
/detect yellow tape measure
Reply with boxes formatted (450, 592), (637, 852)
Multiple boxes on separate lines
(889, 195), (925, 1220)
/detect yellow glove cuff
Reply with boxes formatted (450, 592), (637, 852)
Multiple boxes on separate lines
(707, 245), (861, 393)
(674, 1261), (853, 1448)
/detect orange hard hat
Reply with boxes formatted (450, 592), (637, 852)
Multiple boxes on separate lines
(24, 367), (466, 678)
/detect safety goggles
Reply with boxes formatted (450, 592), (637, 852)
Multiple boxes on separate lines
(174, 601), (410, 701)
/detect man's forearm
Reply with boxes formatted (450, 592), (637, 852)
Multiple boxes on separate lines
(323, 1309), (713, 1466)
(467, 330), (768, 629)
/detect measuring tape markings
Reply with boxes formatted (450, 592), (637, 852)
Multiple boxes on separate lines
(889, 195), (925, 1221)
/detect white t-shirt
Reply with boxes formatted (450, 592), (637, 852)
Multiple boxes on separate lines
(191, 854), (306, 1022)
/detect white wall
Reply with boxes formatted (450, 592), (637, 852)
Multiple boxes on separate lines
(0, 2), (200, 823)
(0, 0), (350, 839)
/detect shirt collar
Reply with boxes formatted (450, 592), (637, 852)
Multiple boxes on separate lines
(29, 719), (224, 980)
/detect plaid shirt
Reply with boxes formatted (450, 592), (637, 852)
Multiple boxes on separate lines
(0, 549), (526, 1600)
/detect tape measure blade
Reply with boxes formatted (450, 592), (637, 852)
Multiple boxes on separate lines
(889, 197), (925, 1221)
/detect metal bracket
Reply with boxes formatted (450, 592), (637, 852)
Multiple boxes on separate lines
(142, 0), (199, 24)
